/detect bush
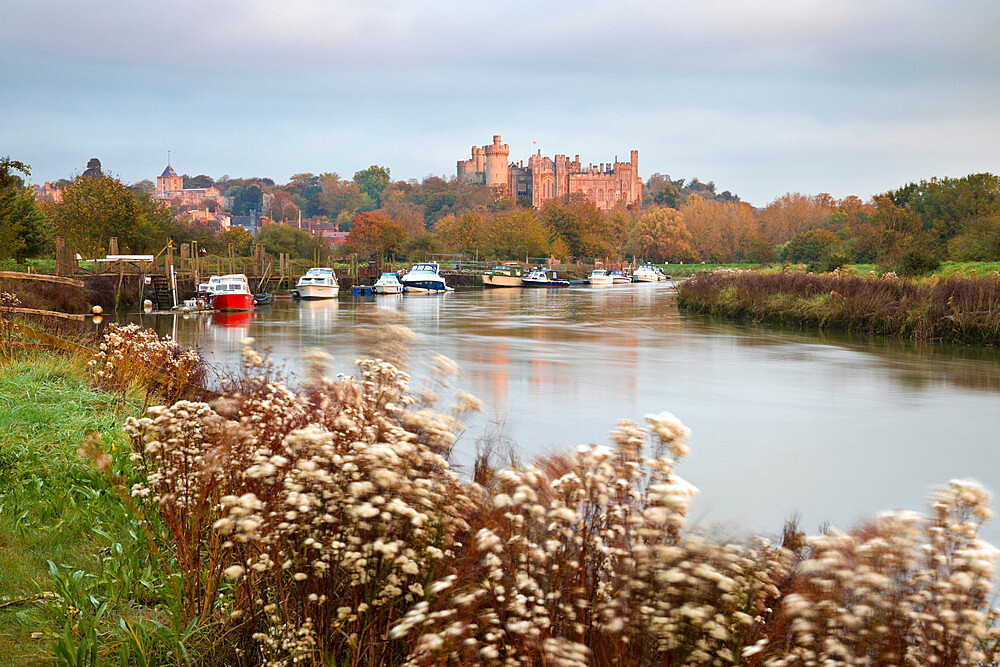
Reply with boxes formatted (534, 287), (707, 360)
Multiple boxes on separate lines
(894, 248), (941, 276)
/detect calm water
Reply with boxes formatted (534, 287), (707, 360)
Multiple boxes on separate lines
(131, 284), (1000, 543)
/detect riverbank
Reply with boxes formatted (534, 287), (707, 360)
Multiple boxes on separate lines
(1, 319), (999, 664)
(676, 269), (1000, 345)
(0, 354), (142, 664)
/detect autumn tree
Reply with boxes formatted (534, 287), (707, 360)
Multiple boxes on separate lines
(758, 193), (836, 245)
(480, 210), (550, 260)
(434, 212), (485, 256)
(679, 195), (758, 262)
(218, 226), (254, 256)
(318, 173), (371, 219)
(47, 172), (173, 257)
(346, 211), (406, 259)
(539, 198), (610, 259)
(627, 207), (698, 263)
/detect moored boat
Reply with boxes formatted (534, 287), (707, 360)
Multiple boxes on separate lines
(632, 264), (658, 283)
(295, 268), (339, 299)
(610, 270), (632, 285)
(589, 269), (613, 286)
(523, 268), (570, 288)
(211, 274), (254, 311)
(483, 263), (525, 288)
(401, 262), (450, 292)
(374, 272), (404, 294)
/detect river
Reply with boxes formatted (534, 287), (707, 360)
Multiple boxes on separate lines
(131, 282), (1000, 544)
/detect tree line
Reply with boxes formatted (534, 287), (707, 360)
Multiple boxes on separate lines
(4, 155), (1000, 272)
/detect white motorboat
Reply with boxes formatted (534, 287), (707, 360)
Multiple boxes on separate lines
(610, 270), (632, 285)
(655, 267), (670, 281)
(632, 264), (659, 283)
(523, 268), (570, 288)
(589, 269), (613, 286)
(401, 262), (450, 292)
(482, 263), (525, 288)
(295, 268), (339, 299)
(374, 272), (404, 294)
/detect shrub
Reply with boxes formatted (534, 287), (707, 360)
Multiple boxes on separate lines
(894, 248), (941, 276)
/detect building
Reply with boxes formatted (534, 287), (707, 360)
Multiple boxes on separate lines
(457, 135), (642, 211)
(154, 163), (223, 207)
(31, 182), (63, 203)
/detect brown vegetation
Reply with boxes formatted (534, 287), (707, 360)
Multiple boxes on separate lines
(67, 326), (1000, 665)
(677, 269), (1000, 344)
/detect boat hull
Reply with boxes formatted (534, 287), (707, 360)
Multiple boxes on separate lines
(212, 293), (254, 311)
(523, 279), (570, 287)
(590, 277), (613, 286)
(483, 274), (523, 288)
(403, 280), (448, 293)
(612, 276), (632, 285)
(632, 275), (658, 283)
(296, 284), (339, 299)
(375, 284), (403, 294)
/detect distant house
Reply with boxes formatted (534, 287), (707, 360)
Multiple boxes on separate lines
(184, 208), (231, 231)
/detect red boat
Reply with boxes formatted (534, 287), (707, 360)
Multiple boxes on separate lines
(210, 275), (255, 312)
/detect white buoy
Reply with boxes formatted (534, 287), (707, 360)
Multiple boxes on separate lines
(143, 299), (153, 312)
(92, 305), (103, 315)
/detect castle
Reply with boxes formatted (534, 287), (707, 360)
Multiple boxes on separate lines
(154, 163), (222, 207)
(457, 135), (642, 211)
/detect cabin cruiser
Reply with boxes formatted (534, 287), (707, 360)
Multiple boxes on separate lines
(632, 264), (659, 283)
(610, 270), (632, 285)
(655, 267), (670, 281)
(374, 272), (404, 294)
(523, 268), (570, 288)
(482, 263), (525, 288)
(294, 268), (339, 299)
(589, 269), (613, 286)
(401, 262), (450, 292)
(210, 274), (254, 312)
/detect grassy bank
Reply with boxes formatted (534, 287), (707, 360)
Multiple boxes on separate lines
(676, 269), (1000, 344)
(2, 323), (999, 664)
(0, 354), (142, 664)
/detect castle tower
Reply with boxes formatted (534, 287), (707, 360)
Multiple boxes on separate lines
(484, 135), (510, 191)
(156, 163), (182, 196)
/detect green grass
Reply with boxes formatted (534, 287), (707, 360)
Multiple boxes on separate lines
(0, 353), (143, 665)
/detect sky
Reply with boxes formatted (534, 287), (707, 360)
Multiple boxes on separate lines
(2, 0), (999, 206)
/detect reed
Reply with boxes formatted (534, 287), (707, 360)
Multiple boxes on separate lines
(676, 269), (1000, 345)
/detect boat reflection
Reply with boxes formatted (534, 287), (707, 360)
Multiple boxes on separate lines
(212, 310), (254, 329)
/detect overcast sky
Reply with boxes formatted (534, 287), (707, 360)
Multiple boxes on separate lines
(3, 0), (999, 206)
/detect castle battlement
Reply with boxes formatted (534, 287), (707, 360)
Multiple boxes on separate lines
(459, 135), (641, 210)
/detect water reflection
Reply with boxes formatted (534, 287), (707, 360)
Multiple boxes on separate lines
(123, 283), (1000, 546)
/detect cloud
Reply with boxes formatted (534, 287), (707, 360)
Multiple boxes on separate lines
(2, 0), (999, 204)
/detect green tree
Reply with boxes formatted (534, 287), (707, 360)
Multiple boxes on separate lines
(231, 183), (263, 216)
(0, 158), (49, 260)
(353, 165), (391, 206)
(183, 174), (214, 189)
(780, 228), (839, 263)
(255, 224), (322, 259)
(47, 173), (172, 256)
